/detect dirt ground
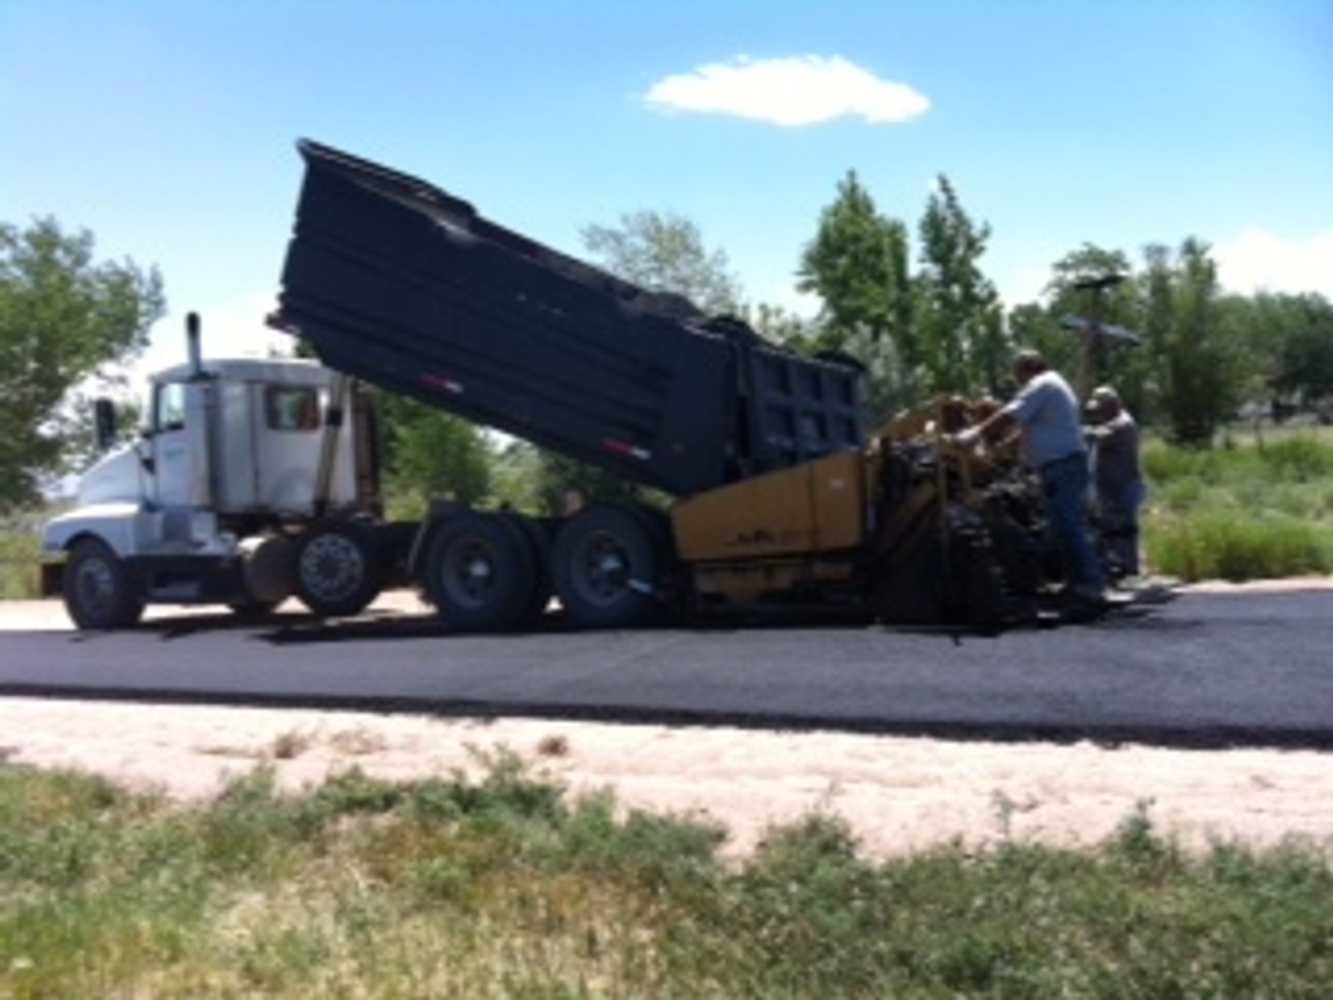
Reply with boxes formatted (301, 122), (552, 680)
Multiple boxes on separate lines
(3, 583), (1332, 861)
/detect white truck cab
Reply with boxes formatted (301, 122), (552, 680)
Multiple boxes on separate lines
(42, 313), (393, 628)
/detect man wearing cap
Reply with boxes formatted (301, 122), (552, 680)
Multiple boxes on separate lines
(951, 350), (1106, 612)
(1085, 385), (1145, 581)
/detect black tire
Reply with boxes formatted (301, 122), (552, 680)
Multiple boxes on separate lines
(498, 513), (552, 627)
(293, 522), (383, 618)
(627, 503), (674, 558)
(425, 512), (535, 632)
(63, 537), (145, 630)
(553, 504), (660, 629)
(627, 503), (680, 622)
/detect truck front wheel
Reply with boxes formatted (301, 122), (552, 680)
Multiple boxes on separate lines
(63, 538), (145, 630)
(293, 522), (383, 618)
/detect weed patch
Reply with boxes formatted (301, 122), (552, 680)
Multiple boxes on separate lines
(1, 758), (1329, 997)
(1142, 432), (1333, 581)
(0, 523), (40, 600)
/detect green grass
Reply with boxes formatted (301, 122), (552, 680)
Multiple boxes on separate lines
(0, 518), (41, 600)
(1142, 429), (1333, 581)
(2, 753), (1330, 998)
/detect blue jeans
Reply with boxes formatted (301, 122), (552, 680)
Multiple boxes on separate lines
(1041, 454), (1104, 591)
(1098, 479), (1146, 577)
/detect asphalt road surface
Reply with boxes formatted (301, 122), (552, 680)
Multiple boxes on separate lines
(2, 591), (1331, 749)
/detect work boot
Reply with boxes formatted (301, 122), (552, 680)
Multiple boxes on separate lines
(1061, 583), (1110, 622)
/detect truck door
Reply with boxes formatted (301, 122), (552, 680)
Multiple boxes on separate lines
(149, 381), (194, 509)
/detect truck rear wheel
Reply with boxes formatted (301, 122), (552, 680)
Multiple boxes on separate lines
(553, 505), (660, 629)
(63, 538), (145, 630)
(293, 522), (383, 618)
(426, 513), (535, 632)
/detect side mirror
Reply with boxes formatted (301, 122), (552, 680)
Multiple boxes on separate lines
(93, 398), (117, 451)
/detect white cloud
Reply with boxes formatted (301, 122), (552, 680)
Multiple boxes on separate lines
(644, 55), (929, 128)
(1213, 228), (1333, 298)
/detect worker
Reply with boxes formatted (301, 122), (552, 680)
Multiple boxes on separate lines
(951, 350), (1106, 612)
(1085, 385), (1145, 582)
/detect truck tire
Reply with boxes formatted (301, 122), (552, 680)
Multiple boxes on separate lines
(293, 522), (383, 618)
(63, 537), (145, 630)
(498, 512), (552, 627)
(425, 512), (535, 632)
(553, 504), (660, 629)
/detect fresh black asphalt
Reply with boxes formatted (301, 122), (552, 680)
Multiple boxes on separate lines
(1, 591), (1330, 750)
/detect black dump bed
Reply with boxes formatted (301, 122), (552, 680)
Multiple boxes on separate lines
(273, 140), (864, 496)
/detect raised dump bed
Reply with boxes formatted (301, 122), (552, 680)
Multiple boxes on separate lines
(272, 140), (863, 496)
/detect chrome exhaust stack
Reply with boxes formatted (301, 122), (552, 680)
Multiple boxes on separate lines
(186, 311), (205, 378)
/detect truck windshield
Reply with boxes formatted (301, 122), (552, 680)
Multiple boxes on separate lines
(266, 386), (320, 431)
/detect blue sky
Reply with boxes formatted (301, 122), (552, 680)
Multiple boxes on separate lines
(3, 1), (1330, 377)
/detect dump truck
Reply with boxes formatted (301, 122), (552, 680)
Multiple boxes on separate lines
(266, 141), (1055, 631)
(42, 139), (1059, 631)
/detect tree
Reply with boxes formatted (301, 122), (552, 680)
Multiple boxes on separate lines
(1140, 238), (1245, 445)
(581, 210), (741, 315)
(1007, 300), (1073, 375)
(0, 217), (165, 509)
(915, 175), (1004, 395)
(1043, 243), (1150, 414)
(525, 210), (744, 512)
(797, 171), (914, 353)
(1256, 292), (1333, 407)
(797, 170), (917, 418)
(742, 301), (820, 348)
(377, 393), (493, 519)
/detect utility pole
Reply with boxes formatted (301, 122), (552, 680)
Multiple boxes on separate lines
(1060, 273), (1141, 401)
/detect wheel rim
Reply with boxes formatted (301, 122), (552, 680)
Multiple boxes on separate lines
(571, 530), (631, 608)
(439, 535), (500, 610)
(74, 556), (116, 618)
(300, 533), (365, 603)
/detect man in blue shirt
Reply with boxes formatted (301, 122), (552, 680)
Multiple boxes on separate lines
(953, 350), (1106, 611)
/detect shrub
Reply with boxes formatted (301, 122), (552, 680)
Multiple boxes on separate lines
(0, 524), (40, 599)
(1145, 509), (1333, 581)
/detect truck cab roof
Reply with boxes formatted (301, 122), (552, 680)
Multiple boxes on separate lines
(150, 357), (330, 386)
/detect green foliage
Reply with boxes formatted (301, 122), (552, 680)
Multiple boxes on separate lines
(1152, 238), (1241, 445)
(1044, 244), (1150, 408)
(377, 393), (493, 520)
(536, 209), (747, 507)
(1148, 510), (1333, 583)
(915, 175), (1005, 396)
(1009, 237), (1280, 447)
(742, 300), (821, 347)
(3, 759), (1331, 998)
(1142, 431), (1333, 580)
(532, 449), (645, 516)
(487, 439), (545, 514)
(796, 172), (913, 352)
(0, 217), (165, 510)
(1262, 292), (1333, 405)
(581, 210), (741, 316)
(797, 170), (918, 419)
(0, 511), (41, 599)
